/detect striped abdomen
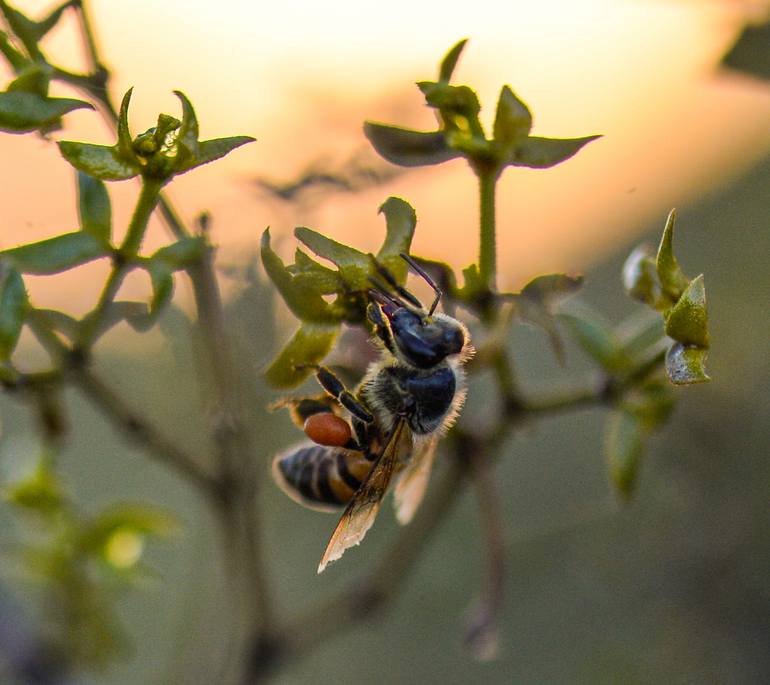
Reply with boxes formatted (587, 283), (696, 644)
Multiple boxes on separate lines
(272, 443), (375, 512)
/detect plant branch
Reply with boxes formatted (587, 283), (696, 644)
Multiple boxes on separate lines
(71, 366), (219, 496)
(477, 168), (500, 292)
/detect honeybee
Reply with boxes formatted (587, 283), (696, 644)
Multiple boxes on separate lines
(272, 254), (473, 572)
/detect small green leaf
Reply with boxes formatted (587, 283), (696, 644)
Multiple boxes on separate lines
(622, 246), (659, 307)
(147, 264), (173, 320)
(655, 209), (689, 301)
(174, 135), (254, 174)
(7, 64), (49, 96)
(363, 123), (460, 167)
(34, 1), (74, 39)
(77, 172), (112, 241)
(5, 460), (64, 515)
(419, 82), (481, 119)
(558, 307), (627, 372)
(265, 323), (339, 388)
(33, 308), (79, 340)
(0, 90), (92, 133)
(0, 265), (27, 360)
(116, 88), (134, 160)
(294, 226), (370, 289)
(605, 409), (645, 498)
(1, 232), (109, 274)
(493, 85), (532, 151)
(78, 504), (179, 553)
(616, 310), (664, 362)
(438, 38), (467, 82)
(152, 236), (206, 269)
(509, 135), (601, 168)
(376, 196), (416, 281)
(664, 274), (709, 347)
(0, 29), (28, 71)
(507, 274), (583, 362)
(665, 342), (710, 385)
(630, 381), (676, 432)
(289, 249), (342, 294)
(173, 90), (200, 158)
(59, 141), (141, 180)
(261, 229), (339, 323)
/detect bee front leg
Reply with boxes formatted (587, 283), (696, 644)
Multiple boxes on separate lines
(312, 366), (375, 425)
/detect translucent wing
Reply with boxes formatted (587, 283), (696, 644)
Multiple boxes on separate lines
(393, 435), (439, 525)
(317, 418), (412, 573)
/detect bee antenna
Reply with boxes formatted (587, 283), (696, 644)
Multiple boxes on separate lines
(400, 253), (442, 315)
(370, 257), (423, 309)
(367, 277), (403, 308)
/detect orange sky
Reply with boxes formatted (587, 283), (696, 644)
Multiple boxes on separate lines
(1, 0), (770, 318)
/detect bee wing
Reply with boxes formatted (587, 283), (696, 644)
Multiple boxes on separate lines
(393, 435), (439, 525)
(317, 418), (412, 573)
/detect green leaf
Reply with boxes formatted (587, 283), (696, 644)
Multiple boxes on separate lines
(152, 236), (206, 269)
(58, 141), (141, 180)
(622, 245), (659, 307)
(419, 82), (481, 119)
(5, 460), (64, 516)
(493, 85), (532, 150)
(174, 136), (254, 174)
(655, 209), (689, 301)
(34, 1), (74, 39)
(147, 264), (173, 321)
(616, 310), (664, 362)
(265, 323), (339, 388)
(0, 90), (92, 133)
(604, 409), (645, 498)
(438, 38), (467, 82)
(7, 64), (49, 96)
(629, 381), (676, 432)
(363, 123), (460, 167)
(77, 172), (112, 241)
(0, 29), (28, 71)
(664, 274), (709, 347)
(294, 226), (370, 289)
(289, 249), (343, 295)
(260, 229), (339, 323)
(116, 88), (135, 160)
(376, 196), (416, 281)
(665, 342), (710, 385)
(507, 274), (583, 362)
(33, 308), (79, 340)
(558, 307), (628, 372)
(0, 265), (27, 359)
(1, 232), (109, 274)
(509, 134), (601, 168)
(78, 503), (178, 555)
(173, 90), (200, 158)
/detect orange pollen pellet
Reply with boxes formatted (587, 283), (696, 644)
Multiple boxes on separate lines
(303, 413), (352, 447)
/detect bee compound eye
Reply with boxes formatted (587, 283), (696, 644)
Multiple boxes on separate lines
(304, 413), (352, 447)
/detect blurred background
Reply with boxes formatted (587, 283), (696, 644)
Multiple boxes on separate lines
(0, 1), (769, 683)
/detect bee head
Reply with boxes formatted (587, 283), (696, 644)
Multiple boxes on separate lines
(368, 253), (469, 368)
(389, 308), (466, 369)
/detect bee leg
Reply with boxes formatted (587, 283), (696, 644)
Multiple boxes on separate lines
(367, 302), (395, 353)
(313, 366), (375, 424)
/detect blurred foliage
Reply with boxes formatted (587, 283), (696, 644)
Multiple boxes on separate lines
(0, 6), (734, 685)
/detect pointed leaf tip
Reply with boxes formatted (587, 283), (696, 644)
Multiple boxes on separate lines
(509, 134), (601, 168)
(439, 38), (468, 82)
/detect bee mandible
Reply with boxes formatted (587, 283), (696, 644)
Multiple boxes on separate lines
(271, 254), (473, 572)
